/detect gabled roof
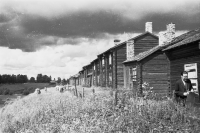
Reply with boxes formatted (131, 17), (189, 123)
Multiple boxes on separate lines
(90, 58), (98, 63)
(163, 27), (200, 51)
(98, 32), (158, 57)
(123, 45), (162, 63)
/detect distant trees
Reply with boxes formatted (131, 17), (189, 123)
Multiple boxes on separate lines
(0, 74), (28, 84)
(0, 74), (52, 84)
(29, 77), (36, 83)
(57, 77), (62, 84)
(62, 78), (67, 85)
(36, 74), (51, 83)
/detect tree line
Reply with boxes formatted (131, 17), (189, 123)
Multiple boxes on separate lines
(0, 74), (52, 84)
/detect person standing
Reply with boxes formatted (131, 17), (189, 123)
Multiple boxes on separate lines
(174, 71), (194, 106)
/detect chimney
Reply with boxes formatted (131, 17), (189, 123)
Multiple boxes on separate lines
(126, 40), (134, 60)
(145, 22), (153, 33)
(159, 23), (175, 46)
(114, 39), (121, 46)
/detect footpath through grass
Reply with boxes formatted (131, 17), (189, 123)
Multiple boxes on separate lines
(0, 87), (200, 133)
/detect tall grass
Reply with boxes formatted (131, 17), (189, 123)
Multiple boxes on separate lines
(0, 90), (200, 133)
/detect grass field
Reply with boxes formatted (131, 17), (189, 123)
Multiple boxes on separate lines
(0, 86), (200, 132)
(0, 94), (24, 108)
(0, 83), (55, 108)
(0, 83), (53, 92)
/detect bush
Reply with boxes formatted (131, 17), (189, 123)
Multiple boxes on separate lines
(22, 90), (29, 95)
(0, 89), (3, 95)
(3, 88), (10, 95)
(9, 91), (13, 95)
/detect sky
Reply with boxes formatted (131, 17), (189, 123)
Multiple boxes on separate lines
(0, 0), (200, 80)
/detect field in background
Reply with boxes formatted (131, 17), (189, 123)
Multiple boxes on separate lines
(0, 83), (54, 92)
(0, 86), (200, 132)
(0, 83), (56, 108)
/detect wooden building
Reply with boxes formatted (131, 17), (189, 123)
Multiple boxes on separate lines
(82, 64), (92, 87)
(78, 70), (84, 86)
(123, 45), (171, 97)
(97, 49), (113, 88)
(163, 28), (200, 101)
(90, 58), (99, 87)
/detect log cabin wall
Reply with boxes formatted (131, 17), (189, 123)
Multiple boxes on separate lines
(102, 56), (106, 87)
(134, 33), (158, 55)
(141, 51), (170, 97)
(123, 33), (159, 90)
(99, 56), (103, 87)
(123, 62), (137, 90)
(105, 54), (109, 87)
(96, 59), (100, 86)
(115, 45), (127, 89)
(108, 53), (113, 88)
(165, 41), (200, 100)
(94, 61), (98, 86)
(112, 51), (117, 89)
(92, 60), (98, 87)
(79, 71), (83, 86)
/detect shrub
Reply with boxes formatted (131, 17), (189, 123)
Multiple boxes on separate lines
(0, 89), (3, 95)
(22, 90), (29, 95)
(9, 91), (13, 95)
(3, 88), (10, 95)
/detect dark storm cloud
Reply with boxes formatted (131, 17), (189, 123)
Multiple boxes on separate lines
(141, 12), (200, 31)
(0, 0), (199, 52)
(20, 11), (127, 38)
(0, 13), (12, 23)
(19, 10), (200, 38)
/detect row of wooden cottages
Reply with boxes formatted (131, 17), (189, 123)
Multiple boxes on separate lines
(69, 22), (200, 100)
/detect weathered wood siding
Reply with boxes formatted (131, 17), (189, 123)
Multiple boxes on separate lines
(113, 51), (117, 89)
(134, 34), (158, 56)
(141, 51), (170, 97)
(116, 45), (127, 88)
(96, 60), (100, 86)
(165, 42), (200, 100)
(123, 62), (138, 90)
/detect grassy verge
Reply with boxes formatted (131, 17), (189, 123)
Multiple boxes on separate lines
(0, 88), (200, 133)
(0, 83), (55, 95)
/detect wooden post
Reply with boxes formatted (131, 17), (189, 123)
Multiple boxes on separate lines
(75, 79), (78, 97)
(114, 90), (118, 106)
(138, 63), (143, 97)
(92, 88), (95, 94)
(82, 88), (85, 98)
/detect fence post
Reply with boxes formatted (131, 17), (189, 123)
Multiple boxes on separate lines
(92, 88), (95, 94)
(82, 88), (85, 98)
(114, 90), (118, 106)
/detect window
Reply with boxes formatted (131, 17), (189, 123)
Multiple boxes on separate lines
(102, 58), (105, 67)
(109, 54), (112, 65)
(184, 63), (198, 93)
(109, 73), (112, 85)
(94, 65), (95, 70)
(130, 67), (137, 81)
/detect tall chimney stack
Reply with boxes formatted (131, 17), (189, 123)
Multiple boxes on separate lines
(114, 39), (121, 46)
(126, 40), (134, 60)
(145, 22), (153, 33)
(159, 23), (175, 46)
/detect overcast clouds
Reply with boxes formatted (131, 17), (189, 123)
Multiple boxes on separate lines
(0, 0), (200, 79)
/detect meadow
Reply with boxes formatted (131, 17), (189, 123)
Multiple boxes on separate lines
(0, 83), (55, 108)
(0, 86), (200, 133)
(0, 83), (54, 93)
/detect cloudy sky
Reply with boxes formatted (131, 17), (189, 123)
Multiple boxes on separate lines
(0, 0), (200, 80)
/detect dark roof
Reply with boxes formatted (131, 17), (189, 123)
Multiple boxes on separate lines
(90, 58), (98, 63)
(98, 32), (158, 56)
(123, 45), (162, 63)
(163, 27), (200, 51)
